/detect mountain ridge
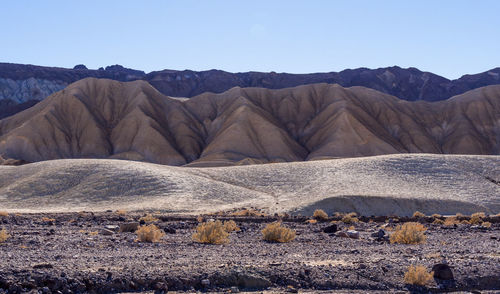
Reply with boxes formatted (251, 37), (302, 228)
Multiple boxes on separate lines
(0, 78), (498, 166)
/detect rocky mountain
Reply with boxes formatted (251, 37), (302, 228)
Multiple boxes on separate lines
(0, 78), (498, 166)
(1, 62), (500, 119)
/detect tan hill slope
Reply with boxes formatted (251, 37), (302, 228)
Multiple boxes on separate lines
(0, 78), (499, 166)
(0, 154), (498, 215)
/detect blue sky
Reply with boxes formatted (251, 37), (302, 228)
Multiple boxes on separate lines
(1, 0), (499, 79)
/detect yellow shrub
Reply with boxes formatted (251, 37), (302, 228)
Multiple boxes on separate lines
(196, 215), (204, 223)
(444, 216), (460, 226)
(432, 219), (444, 225)
(231, 208), (267, 217)
(470, 212), (485, 224)
(404, 265), (434, 286)
(223, 220), (240, 232)
(481, 221), (492, 228)
(412, 211), (426, 218)
(431, 214), (442, 219)
(313, 209), (328, 220)
(341, 213), (359, 224)
(115, 210), (127, 215)
(139, 214), (158, 223)
(0, 211), (8, 217)
(136, 224), (165, 243)
(41, 217), (55, 222)
(262, 222), (296, 243)
(0, 228), (9, 243)
(390, 222), (427, 244)
(193, 221), (229, 244)
(305, 219), (317, 224)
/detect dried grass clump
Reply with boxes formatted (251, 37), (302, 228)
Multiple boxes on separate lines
(0, 228), (9, 243)
(231, 208), (267, 217)
(139, 214), (158, 223)
(115, 210), (127, 215)
(341, 212), (359, 224)
(313, 209), (328, 221)
(305, 219), (318, 224)
(262, 222), (296, 243)
(412, 211), (426, 218)
(223, 220), (240, 232)
(136, 224), (165, 243)
(481, 221), (492, 228)
(193, 220), (229, 244)
(390, 222), (427, 244)
(0, 212), (8, 217)
(431, 214), (442, 219)
(470, 212), (485, 224)
(444, 216), (460, 226)
(41, 217), (55, 222)
(432, 219), (445, 225)
(404, 265), (433, 286)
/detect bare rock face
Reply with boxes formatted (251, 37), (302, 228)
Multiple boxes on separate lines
(0, 78), (498, 166)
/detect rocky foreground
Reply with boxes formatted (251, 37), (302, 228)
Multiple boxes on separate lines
(0, 211), (499, 293)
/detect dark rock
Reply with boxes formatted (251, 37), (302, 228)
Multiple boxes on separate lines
(119, 222), (139, 233)
(323, 224), (338, 233)
(371, 229), (385, 238)
(432, 263), (454, 280)
(163, 227), (176, 234)
(346, 230), (360, 239)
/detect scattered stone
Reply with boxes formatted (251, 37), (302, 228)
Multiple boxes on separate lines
(371, 229), (385, 238)
(323, 224), (338, 233)
(230, 286), (240, 293)
(119, 222), (139, 233)
(99, 228), (114, 236)
(33, 263), (53, 269)
(201, 279), (210, 287)
(432, 263), (454, 280)
(335, 231), (349, 238)
(163, 227), (176, 234)
(347, 230), (360, 239)
(104, 225), (120, 232)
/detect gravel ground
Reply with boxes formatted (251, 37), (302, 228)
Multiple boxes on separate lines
(0, 212), (499, 293)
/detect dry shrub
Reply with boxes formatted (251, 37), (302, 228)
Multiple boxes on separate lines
(262, 222), (296, 243)
(460, 220), (471, 225)
(139, 214), (158, 223)
(41, 217), (55, 222)
(431, 214), (442, 219)
(0, 228), (9, 243)
(390, 222), (427, 244)
(341, 212), (359, 224)
(412, 211), (426, 218)
(313, 209), (328, 220)
(404, 265), (433, 286)
(193, 220), (229, 244)
(432, 219), (445, 225)
(231, 208), (267, 217)
(305, 219), (317, 224)
(196, 215), (204, 223)
(89, 231), (99, 236)
(470, 212), (485, 224)
(223, 220), (240, 232)
(444, 216), (460, 226)
(481, 221), (492, 228)
(0, 212), (8, 217)
(455, 212), (464, 218)
(115, 210), (127, 215)
(136, 224), (165, 243)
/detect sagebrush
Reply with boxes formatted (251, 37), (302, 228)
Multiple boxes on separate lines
(313, 209), (328, 220)
(223, 220), (240, 232)
(139, 214), (158, 223)
(404, 265), (433, 286)
(193, 220), (229, 244)
(390, 222), (427, 244)
(0, 228), (9, 243)
(262, 222), (295, 243)
(136, 224), (165, 243)
(412, 211), (425, 218)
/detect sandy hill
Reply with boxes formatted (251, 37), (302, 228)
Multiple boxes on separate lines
(0, 154), (498, 215)
(0, 78), (499, 166)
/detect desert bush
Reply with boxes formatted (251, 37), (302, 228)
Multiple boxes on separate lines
(262, 222), (296, 243)
(431, 213), (442, 219)
(341, 212), (359, 224)
(455, 212), (464, 218)
(136, 224), (165, 243)
(460, 220), (471, 225)
(196, 215), (204, 223)
(470, 212), (485, 224)
(223, 220), (240, 232)
(115, 210), (127, 215)
(444, 216), (460, 226)
(481, 221), (492, 228)
(139, 214), (158, 223)
(412, 211), (426, 218)
(390, 222), (427, 244)
(403, 265), (433, 286)
(193, 220), (229, 244)
(41, 217), (55, 222)
(0, 211), (8, 217)
(231, 208), (267, 217)
(0, 228), (9, 243)
(432, 219), (445, 225)
(305, 219), (318, 224)
(313, 209), (328, 220)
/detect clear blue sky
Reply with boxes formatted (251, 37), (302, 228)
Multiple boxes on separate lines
(1, 0), (499, 79)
